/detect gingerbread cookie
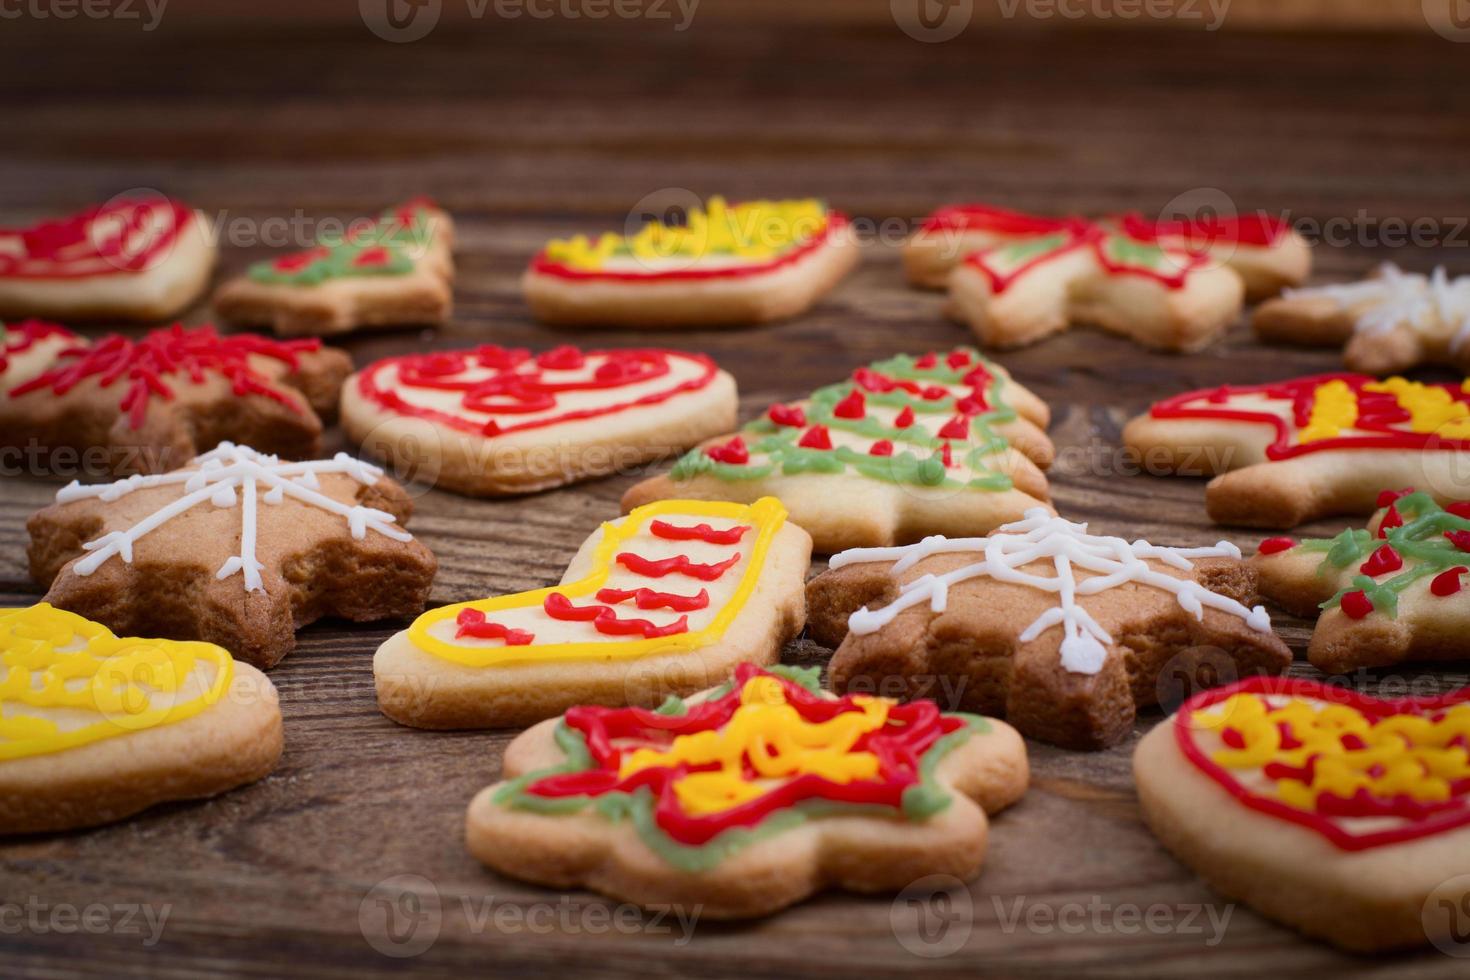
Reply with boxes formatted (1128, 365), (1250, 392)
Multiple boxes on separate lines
(806, 508), (1290, 749)
(0, 197), (216, 321)
(1124, 373), (1470, 527)
(1, 603), (282, 834)
(905, 204), (1309, 301)
(1135, 677), (1470, 952)
(1250, 489), (1470, 673)
(214, 199), (453, 337)
(27, 442), (436, 669)
(376, 497), (810, 729)
(623, 347), (1053, 552)
(0, 323), (353, 475)
(1254, 264), (1470, 374)
(522, 197), (858, 328)
(465, 663), (1028, 918)
(343, 343), (737, 496)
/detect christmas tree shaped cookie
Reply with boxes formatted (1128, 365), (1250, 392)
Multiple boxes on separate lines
(214, 199), (453, 336)
(623, 347), (1053, 552)
(1251, 489), (1470, 672)
(465, 663), (1028, 918)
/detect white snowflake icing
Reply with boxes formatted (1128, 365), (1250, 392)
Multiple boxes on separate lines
(56, 442), (411, 592)
(829, 508), (1273, 675)
(1286, 263), (1470, 351)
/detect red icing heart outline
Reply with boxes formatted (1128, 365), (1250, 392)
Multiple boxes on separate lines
(0, 198), (196, 279)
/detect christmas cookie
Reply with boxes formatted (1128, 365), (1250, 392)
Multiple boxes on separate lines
(807, 508), (1290, 749)
(905, 204), (1309, 301)
(0, 320), (78, 393)
(1, 603), (282, 834)
(1123, 373), (1470, 527)
(342, 343), (737, 496)
(376, 497), (810, 729)
(1254, 264), (1470, 374)
(214, 199), (453, 337)
(522, 197), (858, 328)
(0, 323), (353, 475)
(622, 347), (1053, 553)
(465, 663), (1028, 918)
(945, 214), (1245, 352)
(1250, 489), (1470, 673)
(27, 442), (436, 669)
(1135, 677), (1470, 952)
(0, 197), (216, 321)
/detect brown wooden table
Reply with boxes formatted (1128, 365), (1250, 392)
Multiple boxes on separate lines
(3, 16), (1470, 978)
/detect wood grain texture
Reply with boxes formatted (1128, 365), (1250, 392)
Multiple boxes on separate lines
(3, 18), (1470, 979)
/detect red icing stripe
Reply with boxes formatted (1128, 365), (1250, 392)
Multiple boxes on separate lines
(0, 198), (195, 279)
(528, 212), (848, 282)
(649, 520), (749, 545)
(456, 608), (534, 645)
(615, 552), (741, 581)
(543, 592), (689, 638)
(594, 587), (710, 612)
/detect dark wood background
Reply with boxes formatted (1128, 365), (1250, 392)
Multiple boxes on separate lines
(3, 13), (1470, 979)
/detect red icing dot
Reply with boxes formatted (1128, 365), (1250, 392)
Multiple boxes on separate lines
(961, 366), (992, 389)
(353, 245), (391, 267)
(705, 436), (749, 465)
(273, 246), (329, 272)
(1376, 487), (1413, 509)
(1431, 566), (1467, 597)
(798, 425), (833, 450)
(869, 440), (894, 457)
(1377, 505), (1404, 538)
(946, 350), (971, 369)
(1340, 590), (1374, 619)
(955, 395), (985, 416)
(833, 389), (866, 419)
(1221, 727), (1246, 749)
(939, 442), (954, 467)
(1360, 544), (1403, 577)
(1446, 530), (1470, 553)
(1256, 537), (1296, 555)
(1448, 502), (1470, 520)
(1340, 732), (1368, 751)
(937, 416), (970, 440)
(894, 406), (916, 428)
(922, 385), (948, 401)
(537, 345), (586, 370)
(914, 352), (938, 369)
(768, 403), (805, 427)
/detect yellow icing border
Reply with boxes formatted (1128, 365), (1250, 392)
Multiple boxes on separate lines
(0, 604), (235, 761)
(408, 498), (788, 668)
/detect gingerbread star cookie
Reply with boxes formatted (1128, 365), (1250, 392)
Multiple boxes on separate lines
(0, 322), (353, 475)
(623, 347), (1053, 553)
(376, 497), (810, 729)
(0, 196), (217, 321)
(214, 199), (453, 337)
(806, 508), (1290, 749)
(522, 197), (858, 328)
(1, 603), (283, 834)
(1124, 373), (1470, 527)
(1136, 677), (1470, 951)
(1254, 264), (1470, 374)
(27, 442), (437, 668)
(1250, 489), (1470, 673)
(343, 343), (737, 496)
(905, 203), (1310, 301)
(465, 663), (1028, 919)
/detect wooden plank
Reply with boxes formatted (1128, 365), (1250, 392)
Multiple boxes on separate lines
(2, 21), (1470, 979)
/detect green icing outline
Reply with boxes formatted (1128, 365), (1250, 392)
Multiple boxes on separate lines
(491, 667), (990, 873)
(1296, 491), (1470, 618)
(670, 349), (1019, 492)
(247, 205), (436, 285)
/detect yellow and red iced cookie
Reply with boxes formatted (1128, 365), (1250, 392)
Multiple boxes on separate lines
(623, 347), (1053, 552)
(0, 603), (282, 834)
(342, 342), (738, 496)
(0, 197), (216, 321)
(522, 197), (859, 328)
(375, 497), (811, 728)
(1136, 676), (1470, 951)
(1251, 489), (1470, 672)
(464, 663), (1028, 918)
(214, 198), (453, 337)
(1124, 373), (1470, 527)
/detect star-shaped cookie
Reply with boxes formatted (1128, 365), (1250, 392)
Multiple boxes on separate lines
(1250, 488), (1470, 673)
(27, 442), (437, 668)
(806, 508), (1291, 749)
(465, 663), (1028, 918)
(0, 322), (353, 475)
(1254, 264), (1470, 374)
